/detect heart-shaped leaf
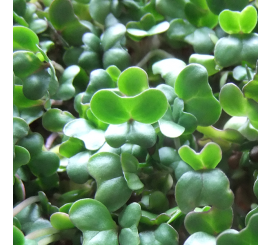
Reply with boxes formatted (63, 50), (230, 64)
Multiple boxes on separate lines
(189, 54), (219, 76)
(50, 212), (75, 230)
(167, 20), (217, 54)
(140, 191), (169, 214)
(118, 67), (149, 96)
(185, 0), (218, 29)
(90, 88), (168, 125)
(214, 34), (258, 67)
(69, 198), (118, 245)
(87, 152), (132, 211)
(175, 169), (234, 213)
(152, 58), (186, 87)
(120, 152), (144, 190)
(185, 207), (233, 235)
(184, 231), (216, 245)
(105, 121), (157, 148)
(219, 83), (258, 129)
(178, 142), (222, 170)
(127, 13), (169, 41)
(175, 64), (221, 126)
(13, 26), (39, 52)
(64, 118), (105, 151)
(139, 223), (179, 245)
(42, 109), (74, 132)
(67, 151), (92, 184)
(216, 213), (258, 245)
(219, 6), (257, 34)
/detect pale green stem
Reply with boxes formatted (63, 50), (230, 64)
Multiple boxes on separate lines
(167, 209), (183, 224)
(136, 49), (174, 67)
(37, 234), (61, 245)
(25, 227), (60, 240)
(13, 196), (40, 217)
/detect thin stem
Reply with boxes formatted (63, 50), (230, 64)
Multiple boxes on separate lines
(13, 196), (40, 217)
(51, 61), (65, 74)
(45, 133), (59, 150)
(25, 227), (60, 240)
(136, 49), (174, 67)
(167, 209), (184, 224)
(37, 234), (61, 245)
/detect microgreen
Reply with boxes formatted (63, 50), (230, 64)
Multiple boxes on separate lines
(13, 0), (258, 244)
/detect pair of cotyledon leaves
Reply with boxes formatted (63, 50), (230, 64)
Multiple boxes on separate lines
(90, 64), (222, 128)
(66, 199), (179, 245)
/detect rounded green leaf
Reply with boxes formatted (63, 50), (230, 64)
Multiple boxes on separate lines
(29, 19), (48, 34)
(90, 90), (129, 124)
(13, 117), (29, 145)
(185, 207), (233, 235)
(88, 152), (132, 212)
(179, 142), (222, 170)
(64, 118), (105, 150)
(13, 145), (30, 175)
(129, 89), (168, 124)
(119, 226), (140, 245)
(42, 109), (75, 132)
(50, 212), (75, 230)
(89, 0), (111, 24)
(59, 137), (85, 158)
(189, 54), (218, 76)
(28, 151), (60, 177)
(13, 226), (25, 245)
(13, 26), (39, 52)
(118, 67), (149, 96)
(17, 132), (44, 156)
(118, 203), (141, 228)
(175, 169), (234, 214)
(105, 121), (157, 148)
(219, 6), (257, 34)
(69, 198), (117, 232)
(219, 10), (241, 34)
(175, 64), (221, 126)
(184, 231), (216, 245)
(220, 83), (258, 129)
(214, 34), (258, 67)
(67, 151), (91, 184)
(156, 84), (177, 105)
(239, 6), (257, 33)
(152, 58), (186, 87)
(216, 214), (258, 245)
(121, 153), (144, 190)
(22, 69), (51, 100)
(13, 51), (43, 79)
(49, 0), (76, 29)
(185, 1), (218, 29)
(103, 48), (131, 71)
(206, 0), (249, 15)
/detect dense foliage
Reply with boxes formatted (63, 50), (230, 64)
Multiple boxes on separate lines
(13, 0), (258, 244)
